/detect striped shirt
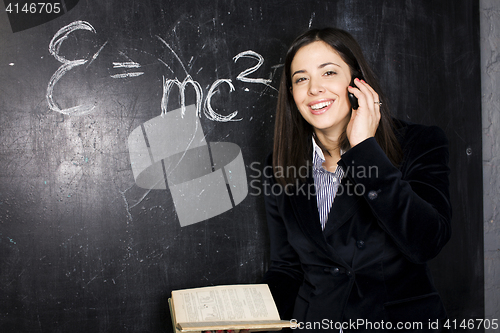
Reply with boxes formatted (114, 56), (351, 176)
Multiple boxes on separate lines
(312, 137), (345, 230)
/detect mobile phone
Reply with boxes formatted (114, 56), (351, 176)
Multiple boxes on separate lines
(348, 75), (364, 110)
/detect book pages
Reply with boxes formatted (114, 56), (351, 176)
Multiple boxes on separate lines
(170, 284), (290, 332)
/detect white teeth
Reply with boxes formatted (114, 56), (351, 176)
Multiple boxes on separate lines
(310, 101), (332, 110)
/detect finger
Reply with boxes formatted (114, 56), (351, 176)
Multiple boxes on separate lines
(347, 84), (365, 105)
(361, 81), (382, 122)
(357, 79), (382, 110)
(358, 79), (379, 100)
(355, 80), (382, 125)
(349, 79), (372, 112)
(353, 80), (382, 132)
(353, 79), (376, 110)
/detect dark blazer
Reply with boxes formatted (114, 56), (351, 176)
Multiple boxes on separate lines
(261, 120), (452, 332)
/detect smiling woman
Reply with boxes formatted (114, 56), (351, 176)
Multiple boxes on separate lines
(272, 28), (401, 186)
(290, 41), (354, 161)
(261, 27), (452, 332)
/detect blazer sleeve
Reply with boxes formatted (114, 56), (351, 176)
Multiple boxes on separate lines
(260, 155), (303, 319)
(338, 125), (452, 264)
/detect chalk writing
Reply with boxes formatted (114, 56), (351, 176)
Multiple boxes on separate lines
(161, 76), (203, 118)
(234, 50), (276, 91)
(111, 61), (144, 78)
(112, 62), (141, 68)
(110, 72), (144, 79)
(204, 79), (240, 122)
(46, 21), (105, 116)
(47, 20), (277, 121)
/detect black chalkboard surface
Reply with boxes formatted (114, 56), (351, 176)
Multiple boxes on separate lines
(0, 0), (483, 332)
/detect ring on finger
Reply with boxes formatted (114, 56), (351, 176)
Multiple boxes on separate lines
(374, 101), (382, 106)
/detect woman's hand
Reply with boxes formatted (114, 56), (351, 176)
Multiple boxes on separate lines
(346, 78), (381, 147)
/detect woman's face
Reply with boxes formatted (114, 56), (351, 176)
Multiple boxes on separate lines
(290, 41), (352, 138)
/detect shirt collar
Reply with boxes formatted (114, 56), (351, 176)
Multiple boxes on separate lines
(312, 136), (326, 164)
(312, 136), (346, 170)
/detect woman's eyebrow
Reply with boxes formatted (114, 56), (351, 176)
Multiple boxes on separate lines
(319, 62), (341, 69)
(291, 69), (306, 77)
(291, 62), (341, 78)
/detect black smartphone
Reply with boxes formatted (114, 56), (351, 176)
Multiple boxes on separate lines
(348, 75), (364, 110)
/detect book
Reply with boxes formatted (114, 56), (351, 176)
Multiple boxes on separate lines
(168, 284), (291, 332)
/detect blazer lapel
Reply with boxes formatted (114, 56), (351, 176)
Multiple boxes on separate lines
(322, 177), (363, 237)
(288, 174), (357, 268)
(288, 175), (328, 251)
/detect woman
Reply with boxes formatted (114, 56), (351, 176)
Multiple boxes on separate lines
(261, 27), (451, 332)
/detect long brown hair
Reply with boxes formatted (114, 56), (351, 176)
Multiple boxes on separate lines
(273, 27), (402, 185)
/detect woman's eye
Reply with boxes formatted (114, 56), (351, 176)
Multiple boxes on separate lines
(294, 77), (307, 84)
(324, 71), (337, 76)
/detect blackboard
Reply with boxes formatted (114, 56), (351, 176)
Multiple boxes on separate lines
(0, 0), (483, 332)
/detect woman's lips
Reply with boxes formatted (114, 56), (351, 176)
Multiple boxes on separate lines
(309, 100), (333, 115)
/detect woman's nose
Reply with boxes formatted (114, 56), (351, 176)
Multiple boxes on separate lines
(308, 78), (324, 95)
